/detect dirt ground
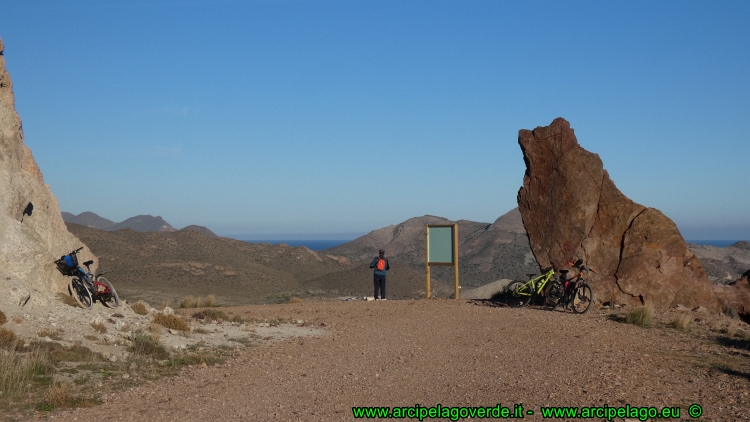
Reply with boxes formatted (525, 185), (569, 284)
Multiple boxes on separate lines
(26, 300), (750, 421)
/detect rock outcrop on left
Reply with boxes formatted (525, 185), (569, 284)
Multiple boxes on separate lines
(0, 38), (94, 306)
(517, 118), (720, 311)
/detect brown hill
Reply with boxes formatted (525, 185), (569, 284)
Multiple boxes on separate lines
(179, 224), (218, 238)
(324, 209), (538, 287)
(110, 214), (176, 232)
(65, 223), (354, 306)
(62, 211), (116, 230)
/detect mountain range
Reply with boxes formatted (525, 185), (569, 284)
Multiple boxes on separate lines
(64, 209), (750, 306)
(324, 208), (538, 287)
(62, 211), (217, 237)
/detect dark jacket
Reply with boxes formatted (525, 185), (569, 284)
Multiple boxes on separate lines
(370, 256), (390, 276)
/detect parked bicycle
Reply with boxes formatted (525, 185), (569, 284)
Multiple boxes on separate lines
(544, 259), (594, 314)
(505, 266), (558, 308)
(54, 247), (119, 309)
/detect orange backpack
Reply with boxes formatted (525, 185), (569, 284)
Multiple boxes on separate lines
(376, 258), (386, 271)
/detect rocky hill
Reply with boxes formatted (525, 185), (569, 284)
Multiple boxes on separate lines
(688, 241), (750, 284)
(65, 223), (361, 305)
(63, 211), (218, 237)
(324, 208), (538, 287)
(0, 38), (93, 306)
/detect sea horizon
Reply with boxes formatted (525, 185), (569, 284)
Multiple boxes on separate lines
(686, 240), (746, 248)
(242, 239), (350, 251)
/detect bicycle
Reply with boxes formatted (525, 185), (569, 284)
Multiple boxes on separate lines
(505, 266), (558, 308)
(54, 247), (120, 309)
(544, 259), (594, 314)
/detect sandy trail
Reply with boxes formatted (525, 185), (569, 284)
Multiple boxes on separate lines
(44, 300), (750, 421)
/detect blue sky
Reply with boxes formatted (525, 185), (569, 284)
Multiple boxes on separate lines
(1, 0), (748, 240)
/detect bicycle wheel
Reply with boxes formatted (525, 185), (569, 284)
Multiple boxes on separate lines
(68, 277), (93, 309)
(544, 281), (564, 310)
(95, 276), (120, 308)
(506, 280), (533, 308)
(571, 282), (594, 314)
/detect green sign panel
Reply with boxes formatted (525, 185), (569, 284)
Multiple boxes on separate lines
(427, 226), (454, 264)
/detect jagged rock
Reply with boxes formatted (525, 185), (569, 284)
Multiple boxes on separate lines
(0, 37), (94, 300)
(714, 275), (750, 318)
(516, 118), (720, 311)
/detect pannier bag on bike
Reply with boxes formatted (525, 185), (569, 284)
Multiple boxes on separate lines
(56, 254), (78, 276)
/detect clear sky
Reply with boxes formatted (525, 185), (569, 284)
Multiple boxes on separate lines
(1, 0), (748, 240)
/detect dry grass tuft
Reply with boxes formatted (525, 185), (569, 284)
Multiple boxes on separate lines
(129, 330), (169, 359)
(180, 296), (196, 308)
(131, 300), (149, 315)
(152, 313), (190, 332)
(41, 382), (99, 409)
(0, 309), (6, 325)
(0, 341), (49, 398)
(625, 304), (654, 328)
(90, 322), (107, 334)
(160, 300), (170, 310)
(181, 295), (220, 308)
(669, 314), (692, 331)
(288, 297), (304, 304)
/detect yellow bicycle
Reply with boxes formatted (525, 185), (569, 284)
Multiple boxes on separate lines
(506, 266), (558, 308)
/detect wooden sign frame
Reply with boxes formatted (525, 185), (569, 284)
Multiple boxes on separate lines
(425, 224), (459, 299)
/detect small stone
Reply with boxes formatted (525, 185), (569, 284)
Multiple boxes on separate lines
(122, 373), (129, 379)
(109, 354), (117, 362)
(169, 328), (178, 335)
(162, 307), (174, 315)
(296, 320), (304, 325)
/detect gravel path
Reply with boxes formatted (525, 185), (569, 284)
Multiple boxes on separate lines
(42, 300), (750, 421)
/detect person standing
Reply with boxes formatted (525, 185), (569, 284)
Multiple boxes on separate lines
(369, 249), (390, 300)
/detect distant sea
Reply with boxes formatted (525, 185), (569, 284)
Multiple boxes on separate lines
(242, 240), (349, 251)
(687, 240), (742, 247)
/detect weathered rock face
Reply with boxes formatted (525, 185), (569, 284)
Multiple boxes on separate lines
(517, 118), (720, 310)
(0, 38), (93, 304)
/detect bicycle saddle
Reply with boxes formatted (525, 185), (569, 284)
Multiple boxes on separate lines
(83, 260), (94, 266)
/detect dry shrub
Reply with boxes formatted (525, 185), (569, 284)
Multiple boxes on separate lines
(625, 304), (654, 328)
(160, 300), (170, 310)
(152, 314), (190, 332)
(131, 300), (149, 315)
(0, 309), (6, 325)
(194, 297), (204, 308)
(129, 330), (169, 359)
(41, 382), (99, 409)
(205, 294), (218, 307)
(180, 296), (196, 308)
(192, 309), (229, 321)
(0, 327), (17, 348)
(38, 329), (64, 341)
(669, 314), (692, 332)
(288, 297), (304, 304)
(90, 322), (107, 333)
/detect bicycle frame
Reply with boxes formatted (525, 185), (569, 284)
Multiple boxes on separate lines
(515, 267), (556, 298)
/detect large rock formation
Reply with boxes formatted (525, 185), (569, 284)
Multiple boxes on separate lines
(0, 38), (93, 305)
(517, 118), (720, 310)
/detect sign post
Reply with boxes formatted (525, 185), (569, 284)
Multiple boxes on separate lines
(425, 224), (459, 299)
